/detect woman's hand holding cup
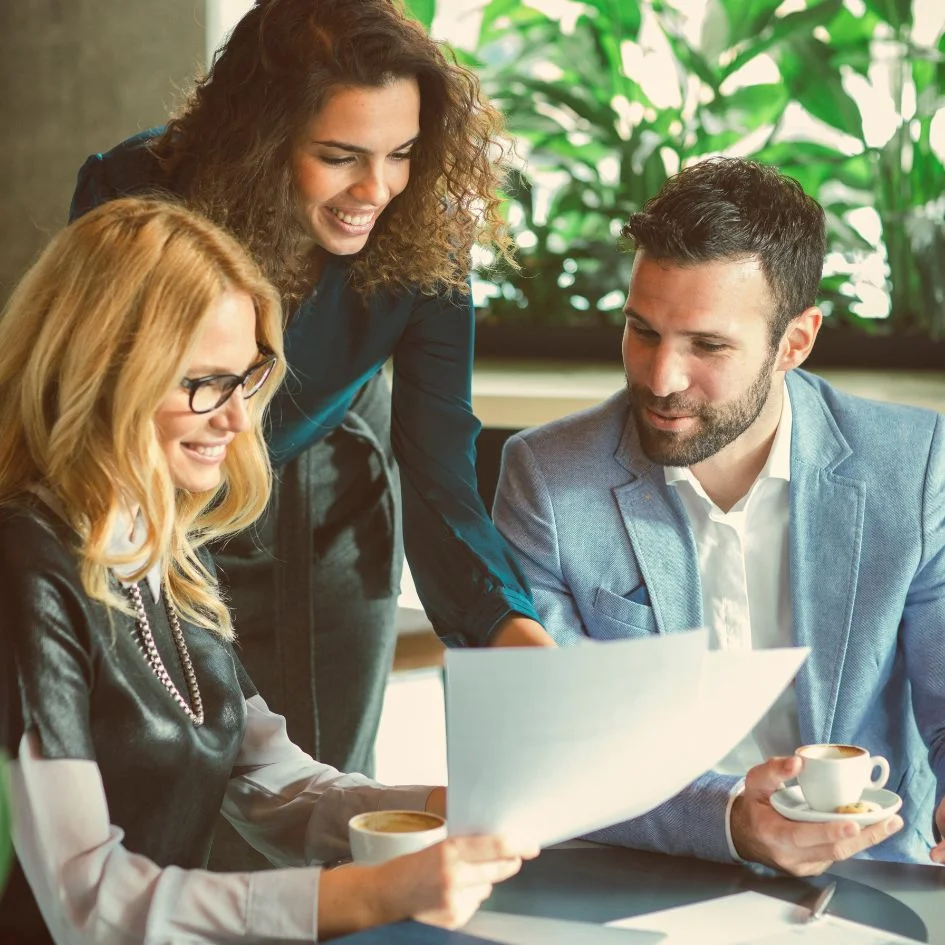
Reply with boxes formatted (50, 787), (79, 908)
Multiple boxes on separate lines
(379, 833), (537, 929)
(325, 809), (538, 935)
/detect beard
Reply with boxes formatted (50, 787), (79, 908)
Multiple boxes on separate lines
(627, 349), (778, 467)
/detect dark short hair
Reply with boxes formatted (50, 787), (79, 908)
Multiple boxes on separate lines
(621, 158), (826, 341)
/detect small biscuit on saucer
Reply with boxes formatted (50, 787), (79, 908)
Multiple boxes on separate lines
(834, 800), (880, 814)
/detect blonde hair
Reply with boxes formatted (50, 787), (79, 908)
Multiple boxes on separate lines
(0, 197), (285, 637)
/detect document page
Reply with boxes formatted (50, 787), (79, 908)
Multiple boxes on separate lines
(464, 910), (664, 944)
(444, 630), (807, 847)
(610, 892), (918, 944)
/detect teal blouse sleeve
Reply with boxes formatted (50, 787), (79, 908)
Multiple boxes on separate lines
(392, 288), (540, 646)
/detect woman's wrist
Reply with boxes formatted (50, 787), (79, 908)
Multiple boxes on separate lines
(317, 863), (403, 940)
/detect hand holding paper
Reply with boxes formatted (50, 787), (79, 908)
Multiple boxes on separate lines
(445, 629), (808, 849)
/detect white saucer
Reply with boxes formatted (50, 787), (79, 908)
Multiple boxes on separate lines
(770, 786), (902, 825)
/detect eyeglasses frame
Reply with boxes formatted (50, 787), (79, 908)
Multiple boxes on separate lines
(179, 350), (278, 415)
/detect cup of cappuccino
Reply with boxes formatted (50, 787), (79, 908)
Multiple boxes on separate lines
(795, 744), (890, 812)
(348, 810), (447, 865)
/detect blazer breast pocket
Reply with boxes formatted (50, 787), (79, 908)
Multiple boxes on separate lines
(588, 586), (659, 641)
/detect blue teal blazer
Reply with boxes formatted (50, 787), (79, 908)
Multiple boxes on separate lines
(494, 369), (945, 864)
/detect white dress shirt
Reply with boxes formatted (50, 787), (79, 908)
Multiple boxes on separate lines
(665, 384), (800, 856)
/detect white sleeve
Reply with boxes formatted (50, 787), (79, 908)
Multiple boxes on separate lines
(11, 729), (321, 945)
(724, 778), (747, 861)
(223, 694), (433, 867)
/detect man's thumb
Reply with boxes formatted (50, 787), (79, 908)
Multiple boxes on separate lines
(748, 755), (801, 796)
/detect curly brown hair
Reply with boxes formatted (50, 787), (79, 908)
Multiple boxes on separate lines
(153, 0), (513, 309)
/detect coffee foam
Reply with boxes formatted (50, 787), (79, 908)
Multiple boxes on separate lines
(798, 743), (865, 760)
(353, 811), (444, 834)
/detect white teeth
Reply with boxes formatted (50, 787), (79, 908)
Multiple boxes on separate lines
(188, 444), (225, 458)
(330, 208), (374, 226)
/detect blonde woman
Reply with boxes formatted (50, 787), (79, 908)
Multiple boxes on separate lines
(0, 198), (530, 944)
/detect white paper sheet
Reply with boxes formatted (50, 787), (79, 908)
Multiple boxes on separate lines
(444, 630), (807, 847)
(609, 891), (919, 944)
(464, 910), (664, 944)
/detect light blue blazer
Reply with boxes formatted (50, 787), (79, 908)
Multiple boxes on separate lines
(493, 370), (945, 864)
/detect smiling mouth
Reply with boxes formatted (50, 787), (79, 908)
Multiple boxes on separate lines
(183, 443), (227, 459)
(645, 408), (697, 432)
(328, 207), (376, 227)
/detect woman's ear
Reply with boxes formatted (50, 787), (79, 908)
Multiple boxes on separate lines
(777, 306), (822, 372)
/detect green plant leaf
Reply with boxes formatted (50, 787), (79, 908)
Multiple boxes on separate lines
(403, 0), (435, 31)
(478, 0), (549, 47)
(505, 76), (623, 134)
(580, 0), (644, 36)
(860, 0), (912, 30)
(713, 0), (782, 48)
(939, 29), (945, 91)
(777, 35), (865, 138)
(702, 83), (790, 145)
(769, 0), (845, 39)
(724, 0), (845, 78)
(824, 5), (881, 49)
(660, 21), (723, 91)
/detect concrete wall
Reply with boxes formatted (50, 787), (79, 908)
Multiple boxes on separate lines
(0, 0), (205, 302)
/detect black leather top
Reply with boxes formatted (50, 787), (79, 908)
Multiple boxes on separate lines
(0, 501), (253, 942)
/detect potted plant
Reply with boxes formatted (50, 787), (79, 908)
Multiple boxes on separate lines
(409, 0), (945, 365)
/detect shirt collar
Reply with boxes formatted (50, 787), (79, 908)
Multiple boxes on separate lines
(107, 511), (162, 602)
(664, 378), (793, 493)
(29, 483), (162, 601)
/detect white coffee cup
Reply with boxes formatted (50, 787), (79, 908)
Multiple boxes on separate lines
(795, 743), (890, 812)
(348, 810), (447, 865)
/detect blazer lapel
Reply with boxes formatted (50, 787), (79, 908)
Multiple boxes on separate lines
(612, 419), (703, 634)
(788, 373), (865, 745)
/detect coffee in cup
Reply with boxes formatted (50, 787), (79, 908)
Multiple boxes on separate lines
(795, 743), (890, 813)
(348, 810), (447, 865)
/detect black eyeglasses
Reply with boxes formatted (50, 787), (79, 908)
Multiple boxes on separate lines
(180, 352), (278, 414)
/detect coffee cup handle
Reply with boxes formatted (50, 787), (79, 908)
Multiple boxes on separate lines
(869, 755), (890, 790)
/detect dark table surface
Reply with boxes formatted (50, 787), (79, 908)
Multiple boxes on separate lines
(481, 844), (944, 942)
(336, 844), (945, 943)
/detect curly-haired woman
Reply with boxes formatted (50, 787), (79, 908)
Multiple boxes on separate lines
(0, 197), (532, 944)
(70, 0), (555, 834)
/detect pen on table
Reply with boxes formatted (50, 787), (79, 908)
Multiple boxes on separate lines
(807, 881), (837, 923)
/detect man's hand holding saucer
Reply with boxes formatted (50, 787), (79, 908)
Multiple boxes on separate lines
(731, 756), (904, 876)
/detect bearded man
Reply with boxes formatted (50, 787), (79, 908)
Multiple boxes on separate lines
(492, 158), (945, 873)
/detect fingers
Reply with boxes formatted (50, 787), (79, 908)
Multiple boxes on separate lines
(745, 755), (801, 797)
(791, 814), (902, 858)
(408, 836), (529, 929)
(446, 833), (540, 862)
(435, 837), (526, 887)
(452, 854), (524, 887)
(771, 815), (903, 876)
(930, 840), (945, 865)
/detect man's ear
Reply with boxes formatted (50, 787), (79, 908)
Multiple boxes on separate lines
(777, 306), (822, 372)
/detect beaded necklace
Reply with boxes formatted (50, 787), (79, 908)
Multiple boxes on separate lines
(125, 582), (205, 726)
